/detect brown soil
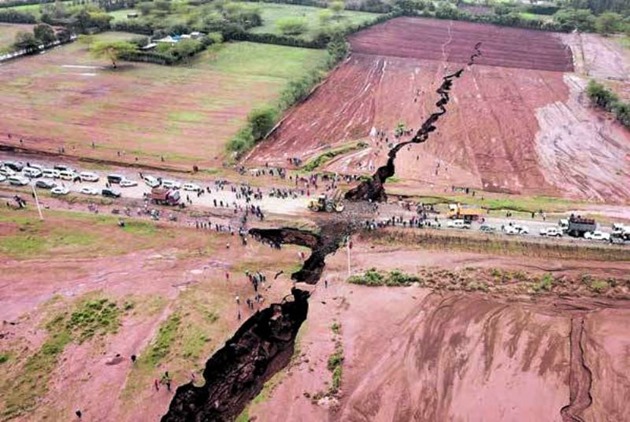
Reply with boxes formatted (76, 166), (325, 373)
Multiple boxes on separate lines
(249, 245), (630, 422)
(248, 17), (630, 202)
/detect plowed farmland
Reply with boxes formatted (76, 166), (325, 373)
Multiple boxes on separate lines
(249, 17), (630, 202)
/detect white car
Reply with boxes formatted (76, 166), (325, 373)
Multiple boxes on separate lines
(584, 231), (611, 241)
(0, 174), (6, 183)
(80, 187), (99, 195)
(540, 227), (562, 237)
(182, 183), (201, 192)
(58, 170), (78, 181)
(51, 186), (70, 195)
(161, 180), (181, 189)
(119, 179), (138, 188)
(23, 167), (43, 178)
(504, 225), (528, 235)
(513, 225), (529, 234)
(447, 219), (471, 229)
(42, 168), (60, 178)
(143, 175), (160, 188)
(7, 176), (29, 186)
(0, 166), (16, 177)
(80, 171), (100, 182)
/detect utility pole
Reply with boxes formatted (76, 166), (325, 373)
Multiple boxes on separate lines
(31, 184), (43, 220)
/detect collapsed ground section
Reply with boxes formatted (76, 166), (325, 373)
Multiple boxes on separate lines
(348, 16), (574, 72)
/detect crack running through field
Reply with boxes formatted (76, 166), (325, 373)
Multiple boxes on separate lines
(560, 317), (593, 421)
(162, 44), (483, 421)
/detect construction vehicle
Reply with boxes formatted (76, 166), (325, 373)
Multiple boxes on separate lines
(566, 216), (596, 237)
(308, 193), (344, 213)
(149, 187), (180, 206)
(447, 203), (484, 222)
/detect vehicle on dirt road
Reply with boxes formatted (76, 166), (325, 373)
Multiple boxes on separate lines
(149, 188), (180, 206)
(612, 223), (627, 238)
(51, 186), (69, 195)
(59, 170), (79, 181)
(23, 167), (43, 178)
(0, 166), (16, 177)
(80, 187), (99, 196)
(503, 224), (529, 235)
(567, 216), (596, 237)
(540, 227), (562, 237)
(479, 225), (496, 233)
(35, 180), (56, 189)
(308, 194), (344, 213)
(80, 172), (100, 182)
(7, 176), (29, 186)
(102, 188), (121, 198)
(182, 182), (201, 192)
(422, 220), (441, 228)
(447, 219), (471, 229)
(0, 175), (6, 183)
(107, 174), (124, 184)
(42, 168), (60, 178)
(143, 175), (160, 188)
(3, 161), (24, 172)
(161, 180), (181, 190)
(54, 165), (74, 173)
(119, 179), (138, 187)
(584, 231), (611, 241)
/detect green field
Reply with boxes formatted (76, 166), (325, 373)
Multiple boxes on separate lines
(248, 3), (382, 39)
(519, 12), (552, 21)
(107, 8), (138, 22)
(0, 23), (33, 54)
(0, 33), (327, 168)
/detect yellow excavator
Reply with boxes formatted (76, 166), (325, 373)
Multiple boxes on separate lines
(308, 192), (344, 213)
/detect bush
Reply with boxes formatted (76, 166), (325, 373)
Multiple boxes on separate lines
(276, 17), (309, 35)
(0, 10), (36, 24)
(248, 106), (278, 141)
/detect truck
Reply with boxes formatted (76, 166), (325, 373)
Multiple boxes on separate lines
(149, 188), (180, 206)
(308, 193), (344, 213)
(447, 204), (484, 222)
(566, 216), (596, 238)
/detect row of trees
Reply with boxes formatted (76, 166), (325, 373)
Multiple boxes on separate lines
(586, 81), (630, 129)
(11, 23), (65, 54)
(275, 1), (345, 36)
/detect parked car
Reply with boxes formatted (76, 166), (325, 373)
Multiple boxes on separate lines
(54, 164), (74, 172)
(161, 180), (181, 190)
(102, 188), (121, 198)
(540, 227), (562, 237)
(59, 170), (79, 181)
(107, 174), (124, 184)
(80, 172), (100, 182)
(182, 182), (201, 192)
(3, 161), (24, 172)
(80, 187), (99, 195)
(23, 167), (43, 178)
(7, 176), (29, 186)
(35, 180), (56, 189)
(0, 175), (6, 183)
(447, 219), (471, 229)
(0, 166), (16, 177)
(143, 175), (160, 188)
(42, 168), (60, 179)
(119, 179), (138, 188)
(504, 225), (529, 235)
(584, 231), (611, 241)
(422, 220), (441, 228)
(479, 225), (496, 233)
(27, 163), (43, 171)
(51, 186), (70, 195)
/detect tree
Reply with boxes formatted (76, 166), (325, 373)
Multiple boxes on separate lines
(172, 39), (202, 59)
(13, 31), (39, 53)
(33, 23), (57, 45)
(553, 8), (596, 32)
(276, 17), (308, 36)
(613, 101), (630, 128)
(248, 106), (278, 141)
(595, 12), (622, 35)
(90, 41), (137, 68)
(586, 80), (618, 111)
(329, 0), (345, 17)
(318, 9), (333, 25)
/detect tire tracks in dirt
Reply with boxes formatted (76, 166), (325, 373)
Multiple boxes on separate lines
(560, 316), (593, 422)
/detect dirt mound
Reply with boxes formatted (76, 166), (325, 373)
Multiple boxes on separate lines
(348, 17), (573, 72)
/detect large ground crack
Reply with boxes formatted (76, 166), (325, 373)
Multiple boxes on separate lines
(560, 317), (593, 421)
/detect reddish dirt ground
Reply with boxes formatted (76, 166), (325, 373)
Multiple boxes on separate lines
(347, 17), (573, 72)
(248, 17), (630, 202)
(249, 245), (630, 422)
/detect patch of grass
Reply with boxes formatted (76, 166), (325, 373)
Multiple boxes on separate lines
(144, 312), (182, 367)
(0, 353), (9, 364)
(1, 296), (122, 419)
(235, 408), (250, 422)
(532, 273), (555, 293)
(409, 194), (579, 214)
(589, 279), (609, 294)
(331, 322), (341, 335)
(302, 142), (368, 171)
(348, 268), (419, 286)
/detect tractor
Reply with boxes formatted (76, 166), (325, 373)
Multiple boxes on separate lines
(308, 193), (344, 213)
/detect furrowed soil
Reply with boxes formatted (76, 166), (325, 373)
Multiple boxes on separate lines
(248, 17), (630, 203)
(248, 242), (630, 422)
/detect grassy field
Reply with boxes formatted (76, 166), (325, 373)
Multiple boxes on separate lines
(0, 23), (33, 54)
(108, 8), (138, 22)
(248, 2), (382, 40)
(0, 33), (327, 169)
(519, 12), (552, 21)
